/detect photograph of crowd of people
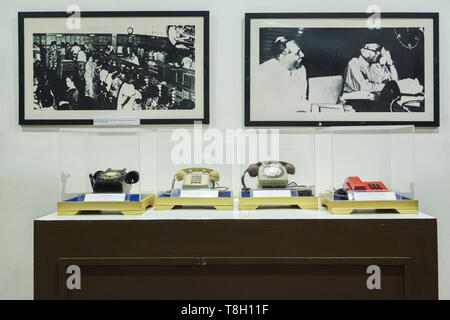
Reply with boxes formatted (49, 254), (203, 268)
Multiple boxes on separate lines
(32, 25), (196, 112)
(252, 27), (426, 115)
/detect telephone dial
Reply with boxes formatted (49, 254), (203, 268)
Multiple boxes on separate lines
(171, 168), (221, 190)
(89, 168), (139, 193)
(334, 176), (389, 200)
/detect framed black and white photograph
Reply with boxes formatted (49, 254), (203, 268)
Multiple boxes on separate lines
(245, 13), (439, 127)
(19, 11), (209, 125)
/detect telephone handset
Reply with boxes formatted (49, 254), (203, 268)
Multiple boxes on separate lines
(242, 160), (295, 189)
(172, 168), (220, 189)
(89, 168), (139, 193)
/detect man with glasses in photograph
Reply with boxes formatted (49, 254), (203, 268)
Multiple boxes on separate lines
(254, 36), (309, 114)
(343, 43), (399, 95)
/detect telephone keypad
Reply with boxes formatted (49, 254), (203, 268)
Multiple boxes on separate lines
(191, 175), (203, 184)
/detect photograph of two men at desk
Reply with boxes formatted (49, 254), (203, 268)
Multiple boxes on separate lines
(252, 27), (426, 116)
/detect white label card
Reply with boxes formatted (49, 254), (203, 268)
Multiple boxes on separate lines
(252, 190), (292, 198)
(93, 119), (140, 126)
(84, 193), (126, 202)
(349, 191), (397, 201)
(180, 190), (219, 198)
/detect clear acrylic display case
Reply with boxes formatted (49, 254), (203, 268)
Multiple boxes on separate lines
(318, 125), (417, 214)
(58, 128), (156, 215)
(237, 128), (318, 210)
(153, 128), (234, 210)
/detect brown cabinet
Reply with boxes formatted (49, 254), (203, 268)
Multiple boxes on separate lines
(34, 212), (438, 299)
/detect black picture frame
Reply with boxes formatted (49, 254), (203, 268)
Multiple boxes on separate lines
(19, 11), (209, 125)
(245, 12), (439, 127)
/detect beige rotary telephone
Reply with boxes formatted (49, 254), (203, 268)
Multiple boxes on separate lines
(171, 168), (220, 189)
(242, 161), (295, 189)
(241, 160), (313, 196)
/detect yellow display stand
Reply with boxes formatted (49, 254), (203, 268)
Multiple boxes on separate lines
(57, 194), (155, 216)
(239, 196), (318, 210)
(319, 193), (418, 215)
(154, 195), (234, 210)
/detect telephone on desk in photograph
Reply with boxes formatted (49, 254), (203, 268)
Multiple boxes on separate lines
(342, 79), (424, 112)
(241, 160), (312, 196)
(334, 176), (389, 200)
(380, 79), (425, 111)
(89, 168), (139, 193)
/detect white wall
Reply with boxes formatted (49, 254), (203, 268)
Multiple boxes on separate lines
(0, 0), (449, 299)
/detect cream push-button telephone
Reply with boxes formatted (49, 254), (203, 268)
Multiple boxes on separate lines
(172, 168), (220, 189)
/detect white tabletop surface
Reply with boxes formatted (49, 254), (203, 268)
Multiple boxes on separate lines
(36, 207), (435, 221)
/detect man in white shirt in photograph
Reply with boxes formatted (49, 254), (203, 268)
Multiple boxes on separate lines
(181, 54), (194, 69)
(116, 43), (123, 56)
(128, 51), (140, 66)
(76, 46), (87, 63)
(71, 42), (81, 60)
(343, 43), (398, 95)
(253, 36), (309, 115)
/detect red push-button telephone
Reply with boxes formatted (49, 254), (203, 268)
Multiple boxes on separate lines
(344, 176), (388, 192)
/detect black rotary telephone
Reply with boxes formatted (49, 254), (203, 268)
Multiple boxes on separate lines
(89, 168), (139, 193)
